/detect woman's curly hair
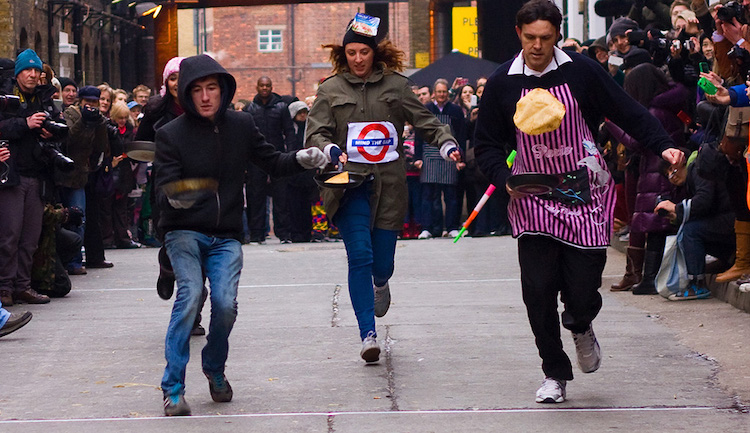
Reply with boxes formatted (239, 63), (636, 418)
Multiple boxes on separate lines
(323, 39), (406, 75)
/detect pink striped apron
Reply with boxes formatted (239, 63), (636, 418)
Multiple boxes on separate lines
(509, 84), (615, 248)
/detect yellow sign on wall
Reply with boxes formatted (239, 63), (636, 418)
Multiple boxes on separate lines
(415, 52), (430, 69)
(452, 6), (478, 57)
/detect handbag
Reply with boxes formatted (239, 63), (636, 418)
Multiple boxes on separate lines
(656, 201), (691, 298)
(94, 164), (115, 197)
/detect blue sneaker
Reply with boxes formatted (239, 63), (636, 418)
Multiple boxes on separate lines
(668, 282), (711, 301)
(163, 394), (191, 416)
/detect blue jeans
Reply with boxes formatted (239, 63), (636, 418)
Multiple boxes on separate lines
(682, 215), (735, 276)
(334, 183), (398, 340)
(161, 230), (242, 397)
(59, 187), (86, 268)
(0, 306), (9, 328)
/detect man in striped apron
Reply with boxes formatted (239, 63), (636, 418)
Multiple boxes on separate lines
(474, 0), (684, 404)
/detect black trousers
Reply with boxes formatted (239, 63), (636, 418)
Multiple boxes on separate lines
(518, 235), (606, 381)
(245, 166), (291, 242)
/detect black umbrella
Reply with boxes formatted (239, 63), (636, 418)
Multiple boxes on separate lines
(407, 51), (502, 88)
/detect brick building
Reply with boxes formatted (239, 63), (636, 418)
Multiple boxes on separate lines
(0, 0), (150, 91)
(209, 2), (412, 102)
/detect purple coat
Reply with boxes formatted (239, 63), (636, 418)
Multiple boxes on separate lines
(606, 83), (688, 234)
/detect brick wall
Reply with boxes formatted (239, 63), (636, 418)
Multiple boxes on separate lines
(213, 2), (412, 102)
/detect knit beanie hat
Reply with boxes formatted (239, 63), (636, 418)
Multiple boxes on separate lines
(15, 49), (43, 77)
(342, 20), (378, 50)
(160, 56), (185, 97)
(622, 47), (652, 70)
(58, 77), (78, 91)
(608, 17), (639, 40)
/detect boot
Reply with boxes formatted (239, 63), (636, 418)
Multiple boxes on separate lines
(632, 235), (665, 295)
(716, 220), (750, 283)
(611, 246), (645, 291)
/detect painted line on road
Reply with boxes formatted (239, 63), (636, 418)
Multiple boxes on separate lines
(0, 406), (719, 425)
(74, 275), (624, 293)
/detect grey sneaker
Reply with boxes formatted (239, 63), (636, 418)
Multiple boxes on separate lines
(535, 377), (566, 403)
(373, 282), (391, 318)
(572, 324), (601, 373)
(204, 372), (233, 402)
(0, 311), (32, 337)
(163, 394), (191, 416)
(360, 331), (380, 363)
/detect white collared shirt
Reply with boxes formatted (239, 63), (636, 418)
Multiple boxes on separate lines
(508, 46), (572, 77)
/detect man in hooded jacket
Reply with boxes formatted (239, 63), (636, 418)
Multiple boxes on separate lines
(153, 54), (326, 416)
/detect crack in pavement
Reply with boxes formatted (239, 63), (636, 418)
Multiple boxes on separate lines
(384, 325), (399, 411)
(331, 284), (341, 328)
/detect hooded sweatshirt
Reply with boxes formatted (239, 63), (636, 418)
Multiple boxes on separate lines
(153, 54), (304, 240)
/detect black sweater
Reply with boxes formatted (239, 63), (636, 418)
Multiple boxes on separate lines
(474, 51), (675, 191)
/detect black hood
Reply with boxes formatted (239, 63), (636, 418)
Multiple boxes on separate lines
(178, 54), (236, 122)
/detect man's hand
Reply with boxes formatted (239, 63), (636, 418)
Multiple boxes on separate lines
(326, 144), (347, 169)
(168, 198), (195, 209)
(296, 147), (327, 169)
(662, 148), (685, 165)
(26, 112), (46, 130)
(721, 18), (743, 44)
(654, 200), (677, 220)
(440, 140), (462, 163)
(414, 160), (423, 169)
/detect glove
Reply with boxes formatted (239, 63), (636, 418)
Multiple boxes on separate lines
(81, 105), (102, 122)
(168, 198), (195, 209)
(328, 145), (343, 169)
(296, 147), (328, 169)
(439, 140), (460, 161)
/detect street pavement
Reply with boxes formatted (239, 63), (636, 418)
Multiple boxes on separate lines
(1, 235), (748, 432)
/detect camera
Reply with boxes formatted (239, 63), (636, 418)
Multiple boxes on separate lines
(717, 1), (747, 25)
(39, 111), (69, 137)
(0, 95), (20, 114)
(39, 141), (74, 172)
(655, 195), (670, 217)
(671, 39), (695, 52)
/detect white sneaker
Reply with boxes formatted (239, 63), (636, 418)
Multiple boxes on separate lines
(373, 282), (391, 318)
(740, 282), (750, 293)
(572, 324), (601, 373)
(417, 230), (432, 239)
(535, 377), (566, 403)
(447, 229), (460, 238)
(360, 331), (380, 363)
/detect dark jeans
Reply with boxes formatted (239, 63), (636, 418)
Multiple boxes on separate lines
(0, 176), (44, 294)
(420, 183), (459, 235)
(518, 235), (606, 381)
(682, 214), (735, 276)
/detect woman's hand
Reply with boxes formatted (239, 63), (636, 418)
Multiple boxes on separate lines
(414, 160), (423, 169)
(112, 154), (125, 168)
(0, 146), (9, 162)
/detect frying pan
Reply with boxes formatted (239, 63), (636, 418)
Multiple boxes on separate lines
(124, 140), (155, 162)
(506, 173), (560, 195)
(314, 166), (368, 189)
(161, 178), (219, 201)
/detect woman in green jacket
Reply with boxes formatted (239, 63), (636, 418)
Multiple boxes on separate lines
(305, 17), (460, 363)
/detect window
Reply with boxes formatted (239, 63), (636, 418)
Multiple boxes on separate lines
(258, 29), (282, 52)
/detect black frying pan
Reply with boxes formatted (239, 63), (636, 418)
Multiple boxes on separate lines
(506, 173), (560, 195)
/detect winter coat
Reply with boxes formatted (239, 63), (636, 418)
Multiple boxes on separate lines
(675, 159), (734, 224)
(0, 80), (61, 186)
(109, 121), (137, 195)
(153, 54), (304, 241)
(243, 92), (295, 152)
(56, 105), (110, 189)
(605, 83), (689, 234)
(135, 95), (183, 142)
(305, 65), (455, 230)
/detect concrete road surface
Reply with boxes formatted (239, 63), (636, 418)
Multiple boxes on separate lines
(1, 236), (747, 432)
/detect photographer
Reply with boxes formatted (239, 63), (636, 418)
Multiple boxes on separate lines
(0, 49), (65, 306)
(58, 86), (112, 274)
